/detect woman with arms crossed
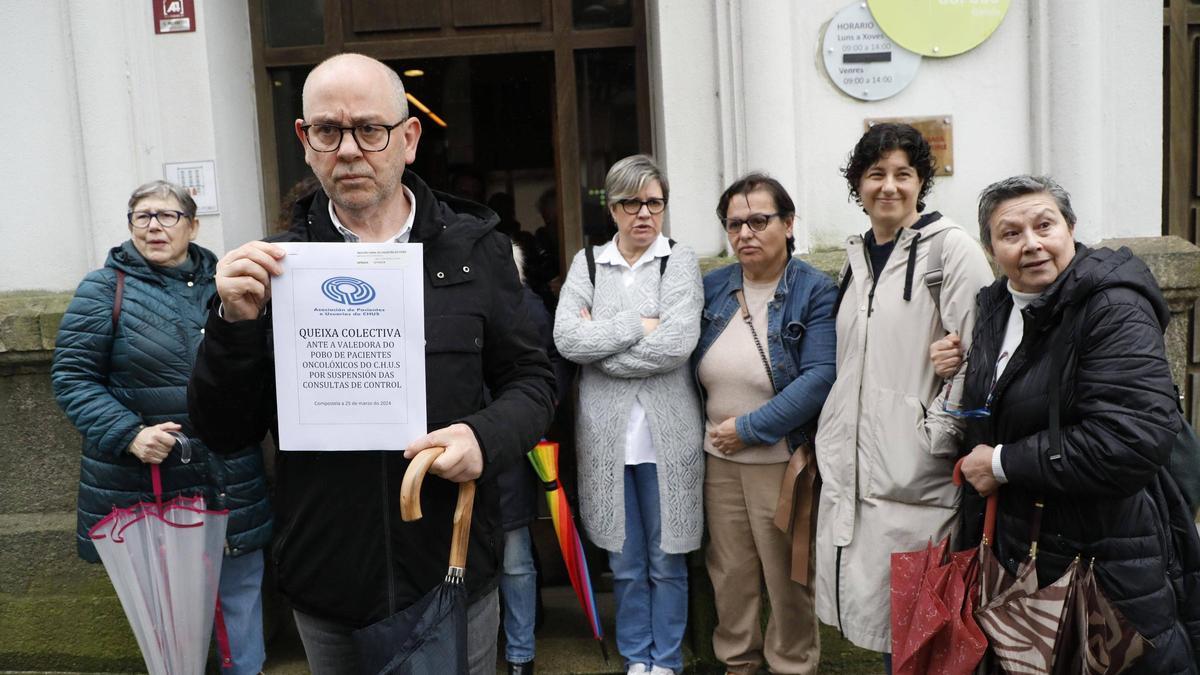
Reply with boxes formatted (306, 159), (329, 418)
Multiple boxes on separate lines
(553, 155), (704, 675)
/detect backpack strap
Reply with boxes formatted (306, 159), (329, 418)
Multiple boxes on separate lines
(1047, 302), (1083, 462)
(924, 231), (946, 317)
(585, 244), (596, 287)
(903, 232), (921, 302)
(659, 238), (676, 276)
(112, 269), (126, 332)
(833, 261), (852, 316)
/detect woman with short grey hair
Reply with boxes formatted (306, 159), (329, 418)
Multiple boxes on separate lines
(974, 174), (1078, 245)
(52, 180), (272, 674)
(553, 154), (703, 675)
(932, 175), (1200, 672)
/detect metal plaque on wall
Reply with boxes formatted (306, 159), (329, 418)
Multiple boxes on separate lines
(822, 1), (921, 101)
(864, 116), (954, 176)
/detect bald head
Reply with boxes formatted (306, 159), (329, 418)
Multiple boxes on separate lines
(302, 53), (409, 121)
(295, 52), (421, 216)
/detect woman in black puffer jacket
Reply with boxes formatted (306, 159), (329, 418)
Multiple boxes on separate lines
(935, 175), (1200, 673)
(52, 180), (272, 674)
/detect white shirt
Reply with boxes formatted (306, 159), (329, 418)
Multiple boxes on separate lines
(992, 282), (1043, 484)
(595, 234), (674, 465)
(330, 185), (417, 244)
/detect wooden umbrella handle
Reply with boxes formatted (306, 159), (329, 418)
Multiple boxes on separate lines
(400, 447), (445, 521)
(449, 480), (476, 569)
(399, 446), (477, 569)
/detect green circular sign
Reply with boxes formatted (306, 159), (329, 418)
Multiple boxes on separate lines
(866, 0), (1010, 57)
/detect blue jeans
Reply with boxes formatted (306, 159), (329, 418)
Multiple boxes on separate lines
(608, 463), (688, 673)
(217, 549), (265, 674)
(500, 527), (537, 664)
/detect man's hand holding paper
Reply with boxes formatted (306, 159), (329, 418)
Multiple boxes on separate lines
(270, 242), (427, 451)
(216, 241), (286, 321)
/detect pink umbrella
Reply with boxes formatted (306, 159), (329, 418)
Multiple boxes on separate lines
(88, 464), (229, 674)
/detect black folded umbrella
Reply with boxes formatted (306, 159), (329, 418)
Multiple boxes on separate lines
(353, 447), (476, 675)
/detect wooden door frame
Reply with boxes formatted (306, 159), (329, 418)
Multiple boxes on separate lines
(248, 0), (650, 269)
(1163, 1), (1196, 242)
(1163, 0), (1200, 423)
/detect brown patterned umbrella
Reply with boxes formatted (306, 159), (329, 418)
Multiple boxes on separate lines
(975, 544), (1078, 675)
(1073, 559), (1149, 674)
(953, 462), (1079, 674)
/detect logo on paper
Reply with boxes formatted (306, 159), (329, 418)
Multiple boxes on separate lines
(321, 277), (376, 305)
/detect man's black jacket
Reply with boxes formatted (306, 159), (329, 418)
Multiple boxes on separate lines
(188, 171), (556, 627)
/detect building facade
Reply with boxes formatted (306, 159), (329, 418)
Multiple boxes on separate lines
(1, 2), (1198, 668)
(0, 0), (1168, 291)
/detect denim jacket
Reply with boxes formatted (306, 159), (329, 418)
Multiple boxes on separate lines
(692, 258), (838, 452)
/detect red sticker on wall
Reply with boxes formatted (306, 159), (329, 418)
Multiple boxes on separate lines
(153, 0), (196, 34)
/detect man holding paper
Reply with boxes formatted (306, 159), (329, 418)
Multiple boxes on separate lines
(188, 53), (555, 674)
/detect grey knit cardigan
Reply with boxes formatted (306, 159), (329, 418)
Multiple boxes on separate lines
(552, 241), (705, 555)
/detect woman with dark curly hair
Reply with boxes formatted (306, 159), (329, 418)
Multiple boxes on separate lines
(812, 123), (993, 671)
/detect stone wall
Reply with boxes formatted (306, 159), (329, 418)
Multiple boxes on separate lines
(0, 292), (144, 669)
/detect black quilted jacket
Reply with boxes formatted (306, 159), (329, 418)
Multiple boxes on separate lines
(960, 245), (1199, 673)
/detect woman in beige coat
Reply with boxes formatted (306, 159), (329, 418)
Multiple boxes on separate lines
(813, 124), (994, 672)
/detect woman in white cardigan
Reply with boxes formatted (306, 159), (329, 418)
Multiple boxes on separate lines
(553, 154), (704, 675)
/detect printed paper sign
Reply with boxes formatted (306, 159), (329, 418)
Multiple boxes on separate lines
(270, 242), (426, 451)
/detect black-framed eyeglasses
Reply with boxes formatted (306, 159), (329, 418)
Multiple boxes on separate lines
(721, 212), (780, 233)
(615, 198), (667, 215)
(300, 120), (407, 153)
(128, 210), (190, 229)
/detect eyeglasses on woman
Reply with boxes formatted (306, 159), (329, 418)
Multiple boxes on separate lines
(127, 210), (191, 229)
(615, 198), (667, 215)
(721, 213), (781, 234)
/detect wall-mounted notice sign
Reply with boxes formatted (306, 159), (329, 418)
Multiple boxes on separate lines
(822, 1), (921, 102)
(868, 0), (1009, 58)
(163, 160), (219, 215)
(154, 0), (196, 34)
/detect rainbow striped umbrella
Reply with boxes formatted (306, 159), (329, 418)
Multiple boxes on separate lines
(527, 440), (608, 661)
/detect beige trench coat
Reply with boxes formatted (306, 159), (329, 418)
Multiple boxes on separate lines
(813, 216), (994, 652)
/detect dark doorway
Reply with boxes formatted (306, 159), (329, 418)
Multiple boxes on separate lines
(269, 53), (556, 244)
(251, 0), (651, 273)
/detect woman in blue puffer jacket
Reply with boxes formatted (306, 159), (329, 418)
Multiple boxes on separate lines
(51, 180), (272, 675)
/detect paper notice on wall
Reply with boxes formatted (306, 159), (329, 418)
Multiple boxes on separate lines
(163, 160), (219, 215)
